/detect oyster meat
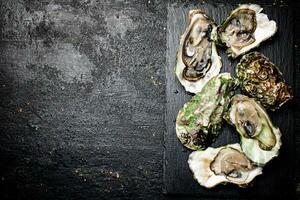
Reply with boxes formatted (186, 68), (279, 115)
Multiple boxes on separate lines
(175, 9), (222, 94)
(236, 52), (293, 110)
(188, 143), (263, 188)
(225, 94), (282, 165)
(176, 73), (237, 150)
(217, 4), (277, 58)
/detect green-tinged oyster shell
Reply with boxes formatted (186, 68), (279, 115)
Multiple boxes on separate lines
(175, 9), (222, 94)
(224, 94), (282, 165)
(236, 52), (292, 110)
(176, 73), (238, 150)
(217, 4), (277, 58)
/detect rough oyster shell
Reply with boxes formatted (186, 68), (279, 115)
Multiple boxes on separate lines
(175, 9), (222, 93)
(188, 143), (263, 188)
(236, 52), (293, 110)
(217, 4), (277, 58)
(224, 94), (282, 165)
(176, 73), (237, 150)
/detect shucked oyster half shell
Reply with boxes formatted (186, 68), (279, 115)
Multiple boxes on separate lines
(188, 143), (263, 188)
(236, 52), (293, 110)
(217, 4), (277, 58)
(224, 94), (282, 165)
(176, 73), (237, 150)
(175, 9), (222, 94)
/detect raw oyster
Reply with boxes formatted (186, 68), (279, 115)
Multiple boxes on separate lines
(224, 94), (282, 165)
(175, 9), (222, 94)
(188, 143), (263, 188)
(176, 73), (237, 150)
(236, 52), (293, 110)
(217, 4), (277, 58)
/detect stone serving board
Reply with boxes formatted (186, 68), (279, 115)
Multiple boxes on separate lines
(164, 2), (294, 198)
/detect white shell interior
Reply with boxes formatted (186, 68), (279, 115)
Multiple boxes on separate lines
(229, 4), (277, 58)
(175, 13), (222, 94)
(188, 143), (263, 188)
(228, 95), (282, 165)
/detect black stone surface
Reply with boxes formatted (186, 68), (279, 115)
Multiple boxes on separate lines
(0, 0), (299, 200)
(165, 3), (294, 198)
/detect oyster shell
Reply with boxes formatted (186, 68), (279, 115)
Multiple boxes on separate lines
(175, 9), (222, 94)
(176, 73), (237, 150)
(236, 52), (293, 110)
(217, 4), (277, 58)
(225, 94), (282, 165)
(188, 143), (263, 188)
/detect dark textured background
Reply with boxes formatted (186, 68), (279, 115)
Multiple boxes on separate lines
(0, 0), (299, 200)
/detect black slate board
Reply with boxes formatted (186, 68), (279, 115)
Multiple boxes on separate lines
(164, 2), (295, 198)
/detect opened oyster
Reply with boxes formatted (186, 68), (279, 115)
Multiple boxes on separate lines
(175, 9), (222, 94)
(217, 4), (277, 58)
(225, 94), (282, 165)
(176, 73), (237, 150)
(188, 143), (263, 188)
(237, 52), (293, 110)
